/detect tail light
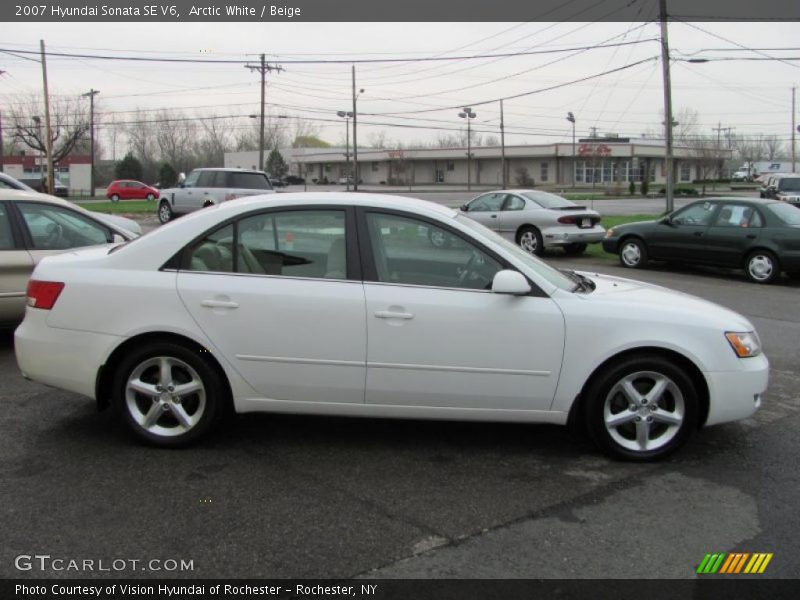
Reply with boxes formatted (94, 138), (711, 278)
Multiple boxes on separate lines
(26, 280), (65, 310)
(557, 216), (576, 224)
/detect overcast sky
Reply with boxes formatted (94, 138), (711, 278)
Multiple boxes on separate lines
(1, 20), (797, 156)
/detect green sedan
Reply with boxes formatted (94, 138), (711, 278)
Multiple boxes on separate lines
(602, 198), (800, 284)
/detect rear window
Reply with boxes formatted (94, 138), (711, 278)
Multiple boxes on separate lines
(229, 172), (272, 190)
(777, 177), (800, 192)
(520, 191), (575, 209)
(768, 203), (800, 225)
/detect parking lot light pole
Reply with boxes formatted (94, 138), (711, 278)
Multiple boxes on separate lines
(459, 107), (476, 191)
(337, 111), (353, 191)
(567, 112), (576, 188)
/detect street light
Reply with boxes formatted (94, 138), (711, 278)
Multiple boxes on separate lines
(82, 89), (99, 197)
(566, 112), (576, 188)
(459, 107), (476, 191)
(337, 110), (353, 190)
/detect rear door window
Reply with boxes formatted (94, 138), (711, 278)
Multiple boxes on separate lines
(0, 204), (15, 249)
(229, 172), (272, 190)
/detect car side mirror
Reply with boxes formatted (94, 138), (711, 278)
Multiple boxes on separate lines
(491, 270), (531, 295)
(660, 215), (673, 226)
(112, 233), (126, 244)
(460, 204), (468, 212)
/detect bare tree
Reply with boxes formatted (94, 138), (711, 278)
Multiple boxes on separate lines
(124, 109), (159, 180)
(7, 93), (90, 163)
(732, 133), (766, 168)
(763, 135), (784, 161)
(367, 130), (389, 149)
(193, 117), (235, 167)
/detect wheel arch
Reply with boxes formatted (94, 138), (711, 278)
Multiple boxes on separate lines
(95, 331), (233, 412)
(514, 223), (540, 242)
(567, 346), (710, 434)
(742, 245), (780, 268)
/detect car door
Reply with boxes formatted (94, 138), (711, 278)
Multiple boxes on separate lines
(463, 192), (507, 231)
(648, 201), (718, 262)
(173, 170), (202, 212)
(176, 207), (367, 404)
(703, 203), (763, 266)
(360, 209), (564, 411)
(0, 202), (33, 324)
(497, 194), (528, 241)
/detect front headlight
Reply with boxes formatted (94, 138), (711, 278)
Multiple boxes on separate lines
(725, 331), (762, 358)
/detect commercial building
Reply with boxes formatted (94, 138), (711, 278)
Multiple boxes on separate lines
(1, 154), (92, 194)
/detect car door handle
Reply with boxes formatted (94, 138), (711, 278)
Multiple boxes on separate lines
(374, 310), (414, 320)
(201, 299), (240, 309)
(693, 231), (704, 237)
(746, 234), (756, 239)
(490, 214), (498, 218)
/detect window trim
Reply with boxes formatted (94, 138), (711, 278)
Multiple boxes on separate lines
(355, 206), (545, 296)
(10, 200), (114, 249)
(166, 205), (362, 282)
(0, 201), (26, 250)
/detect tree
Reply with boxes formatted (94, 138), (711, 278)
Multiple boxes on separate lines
(158, 162), (178, 187)
(763, 135), (784, 161)
(367, 130), (389, 149)
(115, 152), (143, 180)
(292, 135), (330, 148)
(265, 148), (288, 177)
(7, 93), (90, 163)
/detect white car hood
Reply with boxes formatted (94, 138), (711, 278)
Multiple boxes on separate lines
(574, 271), (754, 332)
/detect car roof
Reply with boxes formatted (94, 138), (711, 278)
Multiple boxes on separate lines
(191, 168), (266, 173)
(688, 197), (780, 207)
(0, 189), (74, 205)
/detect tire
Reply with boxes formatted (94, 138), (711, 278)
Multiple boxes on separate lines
(744, 250), (780, 284)
(110, 194), (120, 203)
(112, 341), (227, 447)
(619, 237), (648, 269)
(583, 354), (698, 461)
(158, 200), (173, 224)
(146, 193), (155, 201)
(563, 242), (587, 256)
(428, 228), (451, 249)
(517, 226), (544, 256)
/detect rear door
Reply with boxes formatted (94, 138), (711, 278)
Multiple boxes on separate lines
(0, 202), (33, 324)
(704, 203), (763, 266)
(228, 171), (273, 200)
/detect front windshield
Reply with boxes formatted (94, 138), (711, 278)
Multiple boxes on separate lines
(455, 214), (576, 291)
(767, 202), (800, 225)
(520, 191), (575, 209)
(778, 178), (800, 192)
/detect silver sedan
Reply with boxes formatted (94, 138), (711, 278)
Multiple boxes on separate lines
(458, 190), (605, 256)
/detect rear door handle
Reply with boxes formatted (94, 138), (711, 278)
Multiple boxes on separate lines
(374, 310), (414, 320)
(201, 299), (240, 309)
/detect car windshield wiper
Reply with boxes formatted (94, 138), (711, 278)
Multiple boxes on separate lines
(561, 269), (595, 294)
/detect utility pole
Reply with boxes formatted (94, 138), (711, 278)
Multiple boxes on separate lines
(792, 86), (796, 171)
(352, 65), (363, 192)
(40, 40), (54, 196)
(0, 71), (5, 172)
(245, 54), (282, 172)
(712, 123), (734, 189)
(82, 89), (99, 196)
(659, 0), (675, 212)
(500, 99), (506, 188)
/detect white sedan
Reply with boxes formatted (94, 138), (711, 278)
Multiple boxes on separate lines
(14, 193), (768, 461)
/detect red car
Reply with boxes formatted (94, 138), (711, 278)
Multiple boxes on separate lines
(106, 180), (159, 202)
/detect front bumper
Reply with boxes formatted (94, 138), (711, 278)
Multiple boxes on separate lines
(602, 238), (620, 253)
(703, 353), (769, 426)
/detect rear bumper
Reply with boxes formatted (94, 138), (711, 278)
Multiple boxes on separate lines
(542, 226), (606, 247)
(15, 310), (121, 400)
(703, 354), (769, 426)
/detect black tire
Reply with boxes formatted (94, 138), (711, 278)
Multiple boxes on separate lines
(563, 242), (588, 256)
(583, 354), (698, 462)
(517, 226), (544, 256)
(112, 341), (227, 448)
(146, 193), (155, 201)
(110, 194), (120, 203)
(158, 200), (173, 224)
(744, 249), (780, 284)
(618, 237), (648, 269)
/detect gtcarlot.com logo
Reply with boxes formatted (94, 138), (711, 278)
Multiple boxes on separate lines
(14, 554), (194, 573)
(697, 552), (773, 575)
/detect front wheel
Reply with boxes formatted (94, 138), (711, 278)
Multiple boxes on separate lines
(563, 242), (587, 256)
(583, 355), (698, 461)
(158, 200), (173, 224)
(745, 250), (780, 284)
(619, 238), (648, 269)
(112, 341), (227, 447)
(517, 226), (544, 256)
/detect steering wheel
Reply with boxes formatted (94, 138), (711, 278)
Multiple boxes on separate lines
(457, 251), (487, 285)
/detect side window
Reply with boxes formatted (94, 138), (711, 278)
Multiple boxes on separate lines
(182, 171), (201, 188)
(366, 212), (503, 291)
(196, 171), (215, 187)
(672, 202), (716, 226)
(504, 195), (526, 211)
(468, 193), (506, 212)
(0, 205), (15, 250)
(184, 211), (346, 279)
(713, 204), (761, 228)
(17, 202), (111, 250)
(211, 171), (228, 188)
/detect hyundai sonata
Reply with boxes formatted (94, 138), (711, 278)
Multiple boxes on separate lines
(14, 193), (768, 461)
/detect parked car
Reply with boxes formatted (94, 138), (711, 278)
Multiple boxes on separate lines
(773, 175), (800, 207)
(268, 177), (287, 188)
(18, 177), (69, 198)
(107, 180), (160, 202)
(603, 198), (800, 284)
(459, 190), (605, 256)
(0, 190), (139, 327)
(15, 193), (767, 461)
(282, 175), (306, 185)
(156, 168), (275, 224)
(759, 173), (791, 199)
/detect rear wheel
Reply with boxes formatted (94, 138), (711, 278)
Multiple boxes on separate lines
(563, 242), (587, 256)
(517, 226), (544, 256)
(619, 238), (648, 269)
(110, 194), (120, 203)
(112, 341), (227, 447)
(146, 193), (155, 201)
(583, 354), (698, 461)
(745, 250), (780, 284)
(158, 200), (173, 224)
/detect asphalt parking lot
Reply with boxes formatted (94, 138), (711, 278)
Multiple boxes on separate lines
(1, 246), (799, 579)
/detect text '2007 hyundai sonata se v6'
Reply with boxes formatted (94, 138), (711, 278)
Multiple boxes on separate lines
(14, 193), (768, 461)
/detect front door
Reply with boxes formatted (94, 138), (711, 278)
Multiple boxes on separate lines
(463, 192), (507, 231)
(0, 203), (33, 323)
(361, 210), (564, 411)
(649, 201), (718, 261)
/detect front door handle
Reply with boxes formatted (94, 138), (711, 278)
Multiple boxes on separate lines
(490, 214), (498, 218)
(201, 299), (240, 309)
(374, 310), (414, 320)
